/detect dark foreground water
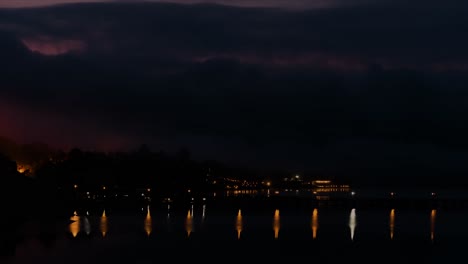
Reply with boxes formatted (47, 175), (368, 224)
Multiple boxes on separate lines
(2, 196), (468, 264)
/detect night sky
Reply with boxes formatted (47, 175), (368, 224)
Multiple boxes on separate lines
(1, 0), (468, 175)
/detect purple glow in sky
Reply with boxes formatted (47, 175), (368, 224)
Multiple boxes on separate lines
(0, 0), (112, 8)
(0, 0), (369, 9)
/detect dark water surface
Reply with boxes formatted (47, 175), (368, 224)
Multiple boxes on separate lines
(2, 197), (467, 264)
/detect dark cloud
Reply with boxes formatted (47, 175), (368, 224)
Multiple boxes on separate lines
(0, 0), (394, 9)
(1, 1), (468, 176)
(3, 1), (468, 65)
(3, 0), (468, 9)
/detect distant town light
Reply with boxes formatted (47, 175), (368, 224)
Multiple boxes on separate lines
(17, 164), (28, 174)
(103, 186), (106, 190)
(314, 180), (331, 184)
(147, 188), (151, 192)
(74, 184), (78, 189)
(351, 191), (356, 196)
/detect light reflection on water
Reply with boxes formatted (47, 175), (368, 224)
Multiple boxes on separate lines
(83, 217), (91, 236)
(7, 201), (468, 264)
(185, 209), (193, 237)
(62, 205), (454, 244)
(389, 209), (395, 240)
(202, 204), (206, 223)
(145, 205), (152, 237)
(431, 209), (436, 242)
(236, 209), (243, 240)
(100, 209), (108, 237)
(349, 208), (356, 241)
(273, 209), (280, 240)
(69, 211), (80, 237)
(311, 208), (318, 239)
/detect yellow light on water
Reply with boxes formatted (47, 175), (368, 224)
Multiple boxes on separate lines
(273, 209), (280, 239)
(311, 208), (318, 239)
(430, 209), (436, 242)
(100, 209), (108, 237)
(185, 210), (193, 237)
(69, 211), (80, 237)
(236, 209), (243, 240)
(145, 205), (152, 237)
(389, 209), (395, 240)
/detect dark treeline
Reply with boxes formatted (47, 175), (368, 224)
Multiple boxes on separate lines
(0, 152), (40, 252)
(1, 134), (467, 203)
(0, 139), (265, 202)
(39, 146), (270, 191)
(1, 134), (467, 223)
(0, 141), (266, 252)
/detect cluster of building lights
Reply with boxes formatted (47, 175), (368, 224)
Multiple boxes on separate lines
(70, 183), (438, 201)
(222, 177), (260, 189)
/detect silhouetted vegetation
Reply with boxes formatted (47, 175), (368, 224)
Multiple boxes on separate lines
(0, 134), (467, 227)
(0, 153), (36, 218)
